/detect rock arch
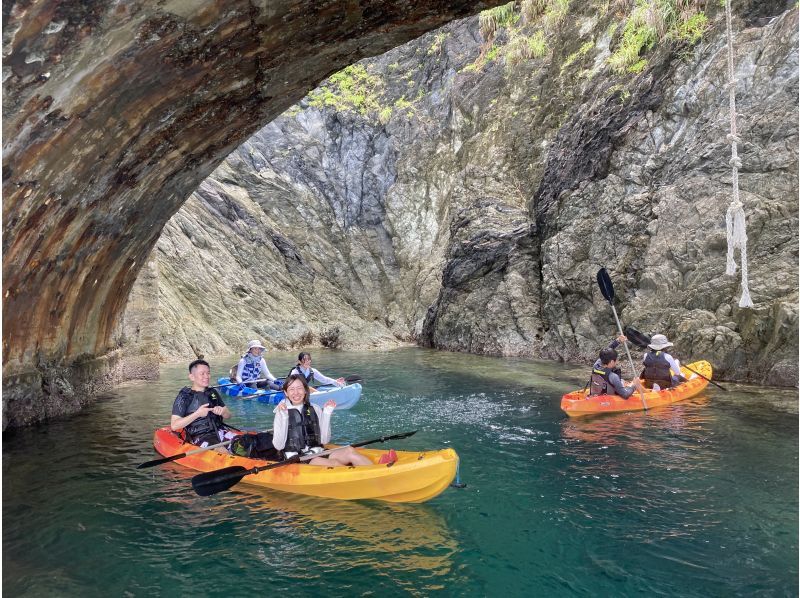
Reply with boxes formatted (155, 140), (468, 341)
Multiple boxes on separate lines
(2, 0), (499, 427)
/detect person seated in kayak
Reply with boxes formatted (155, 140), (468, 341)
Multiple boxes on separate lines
(288, 352), (345, 392)
(589, 340), (644, 399)
(171, 359), (235, 448)
(235, 340), (282, 390)
(641, 334), (687, 390)
(272, 374), (374, 467)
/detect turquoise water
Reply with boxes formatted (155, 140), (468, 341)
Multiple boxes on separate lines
(3, 348), (798, 596)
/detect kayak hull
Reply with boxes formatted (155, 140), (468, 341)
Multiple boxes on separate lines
(561, 360), (712, 417)
(152, 427), (457, 503)
(216, 377), (362, 410)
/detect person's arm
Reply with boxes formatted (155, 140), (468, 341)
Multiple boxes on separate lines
(171, 404), (213, 431)
(608, 372), (636, 399)
(315, 403), (333, 445)
(312, 368), (339, 386)
(271, 402), (290, 450)
(235, 359), (246, 383)
(259, 358), (277, 382)
(664, 354), (682, 377)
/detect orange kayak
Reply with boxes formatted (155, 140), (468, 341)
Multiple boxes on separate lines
(561, 360), (712, 417)
(151, 427), (458, 503)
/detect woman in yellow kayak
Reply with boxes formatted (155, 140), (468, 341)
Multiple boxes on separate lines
(272, 374), (388, 466)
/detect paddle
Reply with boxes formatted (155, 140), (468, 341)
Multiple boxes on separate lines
(623, 326), (727, 391)
(211, 377), (275, 389)
(596, 268), (648, 409)
(137, 439), (234, 469)
(343, 375), (363, 384)
(136, 428), (276, 469)
(191, 430), (417, 497)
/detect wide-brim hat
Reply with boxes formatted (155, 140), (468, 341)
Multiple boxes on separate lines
(247, 340), (266, 350)
(648, 334), (673, 350)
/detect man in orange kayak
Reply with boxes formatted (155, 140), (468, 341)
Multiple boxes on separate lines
(171, 359), (234, 447)
(589, 337), (644, 399)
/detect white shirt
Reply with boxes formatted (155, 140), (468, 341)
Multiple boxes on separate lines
(290, 366), (340, 387)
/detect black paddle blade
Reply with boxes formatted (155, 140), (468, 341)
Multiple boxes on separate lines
(344, 375), (363, 383)
(596, 268), (615, 303)
(191, 466), (249, 497)
(137, 454), (183, 469)
(623, 326), (652, 349)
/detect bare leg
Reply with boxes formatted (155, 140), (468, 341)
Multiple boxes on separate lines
(307, 447), (373, 467)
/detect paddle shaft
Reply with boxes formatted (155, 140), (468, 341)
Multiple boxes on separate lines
(609, 304), (648, 410)
(211, 377), (273, 389)
(137, 439), (233, 469)
(137, 428), (275, 469)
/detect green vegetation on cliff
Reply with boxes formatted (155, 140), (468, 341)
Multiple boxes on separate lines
(472, 0), (711, 75)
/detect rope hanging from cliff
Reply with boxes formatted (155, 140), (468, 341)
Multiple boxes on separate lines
(723, 0), (754, 308)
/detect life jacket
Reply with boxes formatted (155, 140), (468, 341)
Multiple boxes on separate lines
(178, 387), (225, 440)
(289, 366), (316, 386)
(588, 366), (612, 396)
(240, 354), (263, 383)
(284, 403), (322, 456)
(588, 363), (625, 396)
(642, 350), (673, 387)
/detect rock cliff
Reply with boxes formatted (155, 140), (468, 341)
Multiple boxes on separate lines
(158, 1), (798, 385)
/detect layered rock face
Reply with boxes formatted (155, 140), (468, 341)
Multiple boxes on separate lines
(160, 3), (797, 384)
(1, 0), (503, 428)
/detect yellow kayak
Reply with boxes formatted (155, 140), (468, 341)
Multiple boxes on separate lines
(152, 427), (458, 503)
(561, 360), (712, 417)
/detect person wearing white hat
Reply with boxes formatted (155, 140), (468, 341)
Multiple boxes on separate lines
(641, 334), (686, 390)
(235, 340), (281, 390)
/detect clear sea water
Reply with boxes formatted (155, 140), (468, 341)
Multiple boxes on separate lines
(3, 348), (798, 596)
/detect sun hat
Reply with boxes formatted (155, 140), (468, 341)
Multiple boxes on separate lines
(648, 334), (673, 351)
(247, 340), (266, 351)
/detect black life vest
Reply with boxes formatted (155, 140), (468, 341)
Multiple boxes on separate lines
(284, 403), (322, 455)
(178, 387), (225, 440)
(642, 351), (673, 387)
(589, 366), (624, 396)
(288, 366), (316, 386)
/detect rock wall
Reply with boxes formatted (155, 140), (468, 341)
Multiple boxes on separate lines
(158, 2), (798, 385)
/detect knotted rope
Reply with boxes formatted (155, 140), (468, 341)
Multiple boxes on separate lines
(723, 0), (754, 308)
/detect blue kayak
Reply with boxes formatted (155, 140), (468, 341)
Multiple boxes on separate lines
(215, 377), (362, 410)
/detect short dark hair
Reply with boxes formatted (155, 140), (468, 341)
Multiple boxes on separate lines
(189, 359), (210, 373)
(297, 352), (311, 362)
(599, 348), (618, 365)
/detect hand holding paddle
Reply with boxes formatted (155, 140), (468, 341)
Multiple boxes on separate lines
(191, 431), (417, 497)
(597, 268), (648, 409)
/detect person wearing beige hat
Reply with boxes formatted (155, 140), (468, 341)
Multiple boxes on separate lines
(641, 334), (686, 390)
(235, 340), (281, 390)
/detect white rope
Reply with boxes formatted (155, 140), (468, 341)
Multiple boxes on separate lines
(723, 0), (754, 308)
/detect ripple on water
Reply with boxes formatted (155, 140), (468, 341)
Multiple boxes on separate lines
(3, 349), (797, 596)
